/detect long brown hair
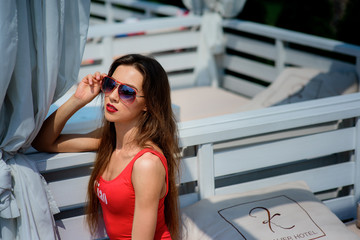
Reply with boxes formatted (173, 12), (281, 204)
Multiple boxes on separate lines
(86, 54), (181, 239)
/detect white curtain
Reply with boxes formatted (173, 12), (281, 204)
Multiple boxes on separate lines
(0, 0), (90, 239)
(193, 12), (224, 87)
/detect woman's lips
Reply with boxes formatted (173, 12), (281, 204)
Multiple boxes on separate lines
(106, 103), (118, 113)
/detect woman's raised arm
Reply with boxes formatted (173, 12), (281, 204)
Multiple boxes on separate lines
(32, 72), (105, 153)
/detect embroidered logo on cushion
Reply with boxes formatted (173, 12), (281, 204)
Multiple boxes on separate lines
(218, 195), (326, 240)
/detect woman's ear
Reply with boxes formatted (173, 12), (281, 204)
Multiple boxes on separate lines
(143, 106), (147, 112)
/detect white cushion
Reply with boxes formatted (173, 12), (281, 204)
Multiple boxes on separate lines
(171, 86), (250, 122)
(181, 181), (359, 240)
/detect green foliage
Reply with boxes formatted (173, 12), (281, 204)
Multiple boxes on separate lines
(337, 0), (360, 45)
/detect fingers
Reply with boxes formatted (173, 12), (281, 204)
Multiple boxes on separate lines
(82, 72), (105, 86)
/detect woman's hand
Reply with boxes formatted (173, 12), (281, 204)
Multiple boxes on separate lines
(74, 72), (105, 104)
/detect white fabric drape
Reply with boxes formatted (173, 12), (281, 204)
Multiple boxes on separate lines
(0, 0), (90, 239)
(193, 12), (224, 87)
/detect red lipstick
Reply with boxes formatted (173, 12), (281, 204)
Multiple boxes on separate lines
(106, 103), (118, 113)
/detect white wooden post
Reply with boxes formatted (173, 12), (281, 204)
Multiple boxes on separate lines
(105, 0), (114, 23)
(197, 143), (215, 199)
(102, 36), (113, 72)
(275, 39), (285, 75)
(356, 55), (360, 86)
(354, 117), (360, 211)
(145, 8), (153, 18)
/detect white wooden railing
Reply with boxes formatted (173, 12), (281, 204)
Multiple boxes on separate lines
(177, 92), (360, 218)
(222, 19), (360, 98)
(89, 0), (187, 24)
(79, 15), (360, 97)
(80, 15), (202, 90)
(28, 92), (360, 239)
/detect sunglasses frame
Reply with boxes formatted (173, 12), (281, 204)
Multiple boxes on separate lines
(101, 75), (144, 105)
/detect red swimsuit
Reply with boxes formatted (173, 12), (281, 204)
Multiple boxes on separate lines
(97, 148), (171, 240)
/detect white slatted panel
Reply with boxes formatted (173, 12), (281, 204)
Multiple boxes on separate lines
(214, 127), (355, 177)
(109, 0), (184, 16)
(93, 3), (147, 21)
(223, 19), (360, 57)
(56, 216), (93, 240)
(49, 176), (89, 209)
(324, 195), (356, 220)
(56, 215), (107, 240)
(197, 144), (215, 199)
(215, 162), (355, 196)
(179, 193), (199, 208)
(108, 7), (149, 21)
(111, 30), (200, 56)
(78, 64), (109, 80)
(286, 48), (356, 72)
(180, 156), (198, 183)
(156, 51), (197, 73)
(30, 152), (96, 172)
(90, 0), (184, 21)
(89, 2), (108, 19)
(82, 42), (105, 61)
(87, 16), (201, 39)
(224, 54), (277, 83)
(354, 118), (360, 204)
(178, 93), (360, 148)
(225, 33), (276, 60)
(168, 72), (196, 89)
(223, 75), (266, 98)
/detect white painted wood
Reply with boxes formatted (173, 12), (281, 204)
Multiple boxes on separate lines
(109, 0), (185, 16)
(155, 51), (197, 73)
(109, 7), (149, 21)
(224, 54), (278, 83)
(354, 118), (360, 204)
(56, 215), (93, 240)
(224, 33), (276, 60)
(223, 19), (360, 57)
(78, 65), (108, 80)
(222, 75), (265, 98)
(90, 0), (185, 21)
(105, 0), (114, 23)
(29, 152), (96, 172)
(197, 144), (215, 199)
(214, 128), (355, 177)
(111, 30), (200, 56)
(215, 162), (355, 196)
(102, 37), (114, 73)
(180, 156), (198, 183)
(179, 193), (199, 208)
(168, 72), (196, 90)
(178, 93), (360, 148)
(324, 195), (356, 220)
(82, 42), (105, 62)
(275, 39), (285, 73)
(87, 16), (201, 39)
(49, 176), (89, 209)
(56, 215), (107, 240)
(286, 47), (356, 72)
(222, 19), (359, 94)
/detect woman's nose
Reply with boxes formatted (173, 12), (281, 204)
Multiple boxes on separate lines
(108, 86), (120, 102)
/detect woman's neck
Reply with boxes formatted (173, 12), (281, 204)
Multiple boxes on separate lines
(113, 121), (139, 150)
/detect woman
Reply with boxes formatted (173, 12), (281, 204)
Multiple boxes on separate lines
(32, 54), (181, 240)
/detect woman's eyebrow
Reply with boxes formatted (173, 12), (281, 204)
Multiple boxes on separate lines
(124, 82), (140, 92)
(112, 76), (140, 92)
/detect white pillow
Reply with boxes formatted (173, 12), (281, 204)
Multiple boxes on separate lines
(181, 181), (359, 240)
